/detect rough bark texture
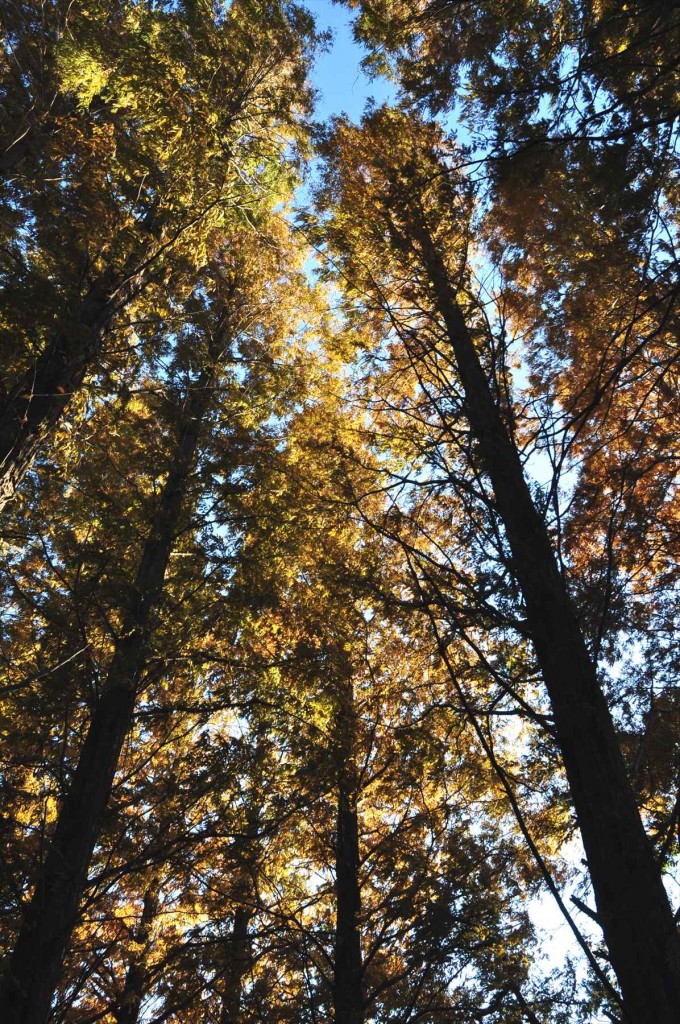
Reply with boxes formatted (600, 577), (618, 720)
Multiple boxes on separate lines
(0, 374), (212, 1024)
(414, 223), (680, 1024)
(0, 261), (149, 513)
(333, 683), (363, 1024)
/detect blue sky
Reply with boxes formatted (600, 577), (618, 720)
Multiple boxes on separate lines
(306, 0), (395, 121)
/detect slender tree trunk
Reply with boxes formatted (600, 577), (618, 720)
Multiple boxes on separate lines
(508, 984), (544, 1024)
(219, 746), (268, 1024)
(114, 884), (159, 1024)
(0, 259), (150, 513)
(219, 906), (253, 1024)
(333, 683), (363, 1024)
(0, 374), (213, 1024)
(413, 222), (680, 1023)
(0, 132), (33, 174)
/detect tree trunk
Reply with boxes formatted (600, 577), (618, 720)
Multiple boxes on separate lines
(219, 906), (253, 1024)
(414, 223), (680, 1023)
(0, 374), (212, 1024)
(114, 884), (159, 1024)
(333, 683), (363, 1024)
(0, 132), (33, 175)
(0, 259), (149, 513)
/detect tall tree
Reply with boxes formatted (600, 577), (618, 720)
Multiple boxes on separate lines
(0, 0), (316, 510)
(341, 0), (680, 796)
(0, 207), (318, 1021)
(312, 106), (680, 1023)
(1, 320), (225, 1023)
(218, 393), (545, 1023)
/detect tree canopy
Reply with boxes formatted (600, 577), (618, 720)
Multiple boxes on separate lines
(0, 2), (678, 1023)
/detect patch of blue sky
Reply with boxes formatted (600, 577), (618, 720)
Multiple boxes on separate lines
(307, 1), (395, 123)
(295, 0), (396, 216)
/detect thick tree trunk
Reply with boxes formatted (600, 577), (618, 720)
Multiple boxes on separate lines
(0, 260), (149, 513)
(333, 684), (363, 1024)
(415, 225), (680, 1023)
(0, 376), (212, 1024)
(219, 906), (253, 1024)
(114, 885), (159, 1024)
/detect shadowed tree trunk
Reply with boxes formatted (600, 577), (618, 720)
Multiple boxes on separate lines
(0, 362), (216, 1024)
(333, 678), (363, 1024)
(0, 132), (34, 174)
(219, 769), (268, 1024)
(404, 213), (680, 1024)
(0, 256), (152, 514)
(114, 884), (159, 1024)
(219, 905), (253, 1024)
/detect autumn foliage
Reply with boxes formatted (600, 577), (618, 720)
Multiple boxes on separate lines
(0, 2), (678, 1023)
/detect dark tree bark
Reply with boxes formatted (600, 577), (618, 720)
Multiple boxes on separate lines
(114, 885), (159, 1024)
(0, 256), (151, 513)
(219, 906), (253, 1024)
(333, 682), (363, 1024)
(0, 132), (33, 174)
(508, 984), (544, 1024)
(408, 218), (680, 1023)
(0, 369), (214, 1024)
(218, 743), (269, 1024)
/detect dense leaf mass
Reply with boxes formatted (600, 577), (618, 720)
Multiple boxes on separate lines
(0, 2), (678, 1023)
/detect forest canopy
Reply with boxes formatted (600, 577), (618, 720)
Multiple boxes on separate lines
(0, 2), (678, 1023)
